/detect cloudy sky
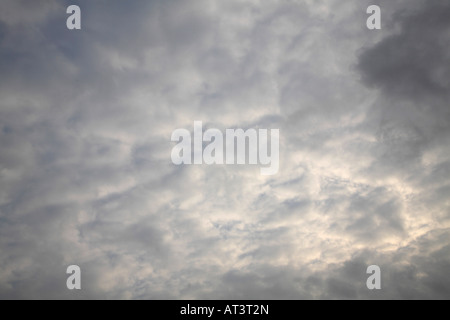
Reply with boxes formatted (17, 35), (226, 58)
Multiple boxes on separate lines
(1, 0), (449, 299)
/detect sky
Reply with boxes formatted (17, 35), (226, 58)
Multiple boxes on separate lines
(0, 0), (449, 299)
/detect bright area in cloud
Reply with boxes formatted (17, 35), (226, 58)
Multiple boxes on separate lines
(0, 0), (449, 299)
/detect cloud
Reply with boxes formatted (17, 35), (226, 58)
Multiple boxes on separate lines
(0, 0), (449, 299)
